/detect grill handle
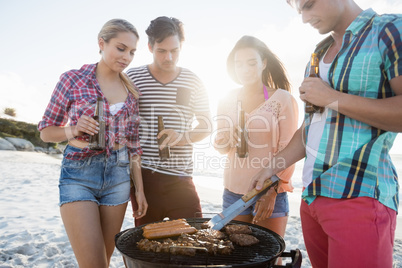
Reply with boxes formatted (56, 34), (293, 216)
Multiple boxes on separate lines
(242, 175), (279, 202)
(273, 249), (302, 268)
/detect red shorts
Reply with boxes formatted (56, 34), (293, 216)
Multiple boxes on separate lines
(131, 168), (202, 226)
(300, 196), (396, 268)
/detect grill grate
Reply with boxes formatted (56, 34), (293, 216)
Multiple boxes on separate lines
(115, 218), (285, 267)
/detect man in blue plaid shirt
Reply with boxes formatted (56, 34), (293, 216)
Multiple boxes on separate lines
(250, 0), (402, 267)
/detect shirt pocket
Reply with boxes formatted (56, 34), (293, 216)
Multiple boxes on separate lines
(62, 157), (87, 168)
(175, 87), (192, 107)
(342, 52), (383, 98)
(69, 97), (97, 120)
(117, 146), (130, 167)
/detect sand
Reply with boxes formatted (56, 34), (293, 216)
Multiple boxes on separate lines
(0, 151), (400, 267)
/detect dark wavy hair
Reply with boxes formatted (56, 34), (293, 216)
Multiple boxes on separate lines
(227, 35), (291, 92)
(146, 16), (185, 47)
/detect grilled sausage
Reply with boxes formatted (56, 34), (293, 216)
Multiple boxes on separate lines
(142, 219), (188, 231)
(143, 226), (198, 239)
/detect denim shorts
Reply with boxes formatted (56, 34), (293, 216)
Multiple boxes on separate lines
(59, 145), (131, 206)
(222, 188), (289, 218)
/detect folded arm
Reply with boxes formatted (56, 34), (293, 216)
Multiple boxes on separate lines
(40, 115), (99, 143)
(334, 76), (402, 132)
(300, 75), (402, 132)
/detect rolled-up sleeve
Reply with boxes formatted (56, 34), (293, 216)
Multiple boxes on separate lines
(38, 73), (71, 131)
(379, 18), (402, 80)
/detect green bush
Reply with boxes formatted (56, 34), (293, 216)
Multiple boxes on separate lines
(4, 108), (16, 117)
(0, 118), (57, 148)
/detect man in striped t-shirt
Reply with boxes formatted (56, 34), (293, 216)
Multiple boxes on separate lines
(250, 0), (402, 267)
(127, 16), (212, 226)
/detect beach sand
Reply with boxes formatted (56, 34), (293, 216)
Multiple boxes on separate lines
(0, 150), (400, 267)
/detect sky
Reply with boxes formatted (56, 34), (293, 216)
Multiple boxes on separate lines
(0, 0), (401, 154)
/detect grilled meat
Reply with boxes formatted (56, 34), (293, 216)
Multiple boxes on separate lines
(178, 232), (234, 255)
(142, 219), (197, 239)
(201, 221), (210, 229)
(229, 233), (259, 246)
(138, 222), (259, 256)
(194, 228), (226, 240)
(224, 224), (252, 235)
(137, 229), (234, 255)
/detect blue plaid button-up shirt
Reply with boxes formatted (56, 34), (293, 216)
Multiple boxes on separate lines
(303, 9), (401, 212)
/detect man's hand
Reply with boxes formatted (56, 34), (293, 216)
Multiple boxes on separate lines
(248, 167), (275, 192)
(157, 129), (185, 150)
(299, 77), (338, 108)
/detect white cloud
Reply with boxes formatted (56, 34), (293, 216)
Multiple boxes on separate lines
(0, 72), (49, 124)
(356, 0), (402, 14)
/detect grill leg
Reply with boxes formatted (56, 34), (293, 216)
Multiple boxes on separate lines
(273, 249), (302, 268)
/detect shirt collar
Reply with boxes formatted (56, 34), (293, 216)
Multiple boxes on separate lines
(79, 63), (101, 94)
(314, 8), (377, 55)
(346, 8), (376, 36)
(82, 63), (98, 81)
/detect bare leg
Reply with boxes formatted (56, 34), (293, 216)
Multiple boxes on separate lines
(233, 215), (288, 238)
(258, 216), (289, 265)
(258, 216), (288, 238)
(99, 202), (128, 264)
(60, 201), (108, 268)
(233, 214), (253, 223)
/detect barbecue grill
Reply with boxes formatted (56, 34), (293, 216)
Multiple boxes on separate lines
(115, 218), (302, 268)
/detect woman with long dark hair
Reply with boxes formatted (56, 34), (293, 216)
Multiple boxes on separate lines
(214, 36), (298, 263)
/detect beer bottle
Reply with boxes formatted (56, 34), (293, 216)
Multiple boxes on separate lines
(88, 97), (106, 150)
(157, 115), (170, 160)
(305, 53), (324, 113)
(236, 101), (248, 158)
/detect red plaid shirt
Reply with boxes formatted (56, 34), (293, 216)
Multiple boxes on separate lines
(38, 63), (142, 160)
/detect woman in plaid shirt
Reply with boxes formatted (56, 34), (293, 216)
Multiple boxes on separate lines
(38, 19), (147, 267)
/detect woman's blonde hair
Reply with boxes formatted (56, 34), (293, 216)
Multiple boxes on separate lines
(98, 19), (140, 98)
